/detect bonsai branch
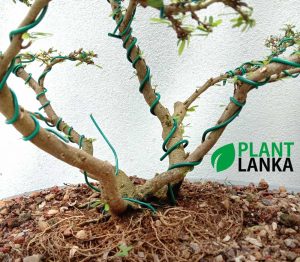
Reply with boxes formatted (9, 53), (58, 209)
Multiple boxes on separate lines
(0, 0), (50, 79)
(0, 0), (128, 215)
(137, 54), (300, 198)
(177, 59), (300, 123)
(109, 0), (187, 168)
(15, 67), (94, 155)
(0, 81), (127, 214)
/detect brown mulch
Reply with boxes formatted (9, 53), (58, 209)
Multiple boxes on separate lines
(0, 179), (299, 262)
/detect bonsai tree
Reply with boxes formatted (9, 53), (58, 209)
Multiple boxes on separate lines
(0, 0), (299, 215)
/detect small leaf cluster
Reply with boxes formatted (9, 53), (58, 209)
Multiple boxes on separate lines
(230, 12), (255, 32)
(177, 16), (222, 55)
(150, 15), (223, 55)
(147, 0), (205, 8)
(116, 244), (133, 257)
(13, 0), (32, 6)
(265, 24), (300, 57)
(33, 48), (100, 68)
(71, 48), (100, 68)
(170, 0), (206, 3)
(196, 16), (223, 35)
(149, 1), (255, 55)
(22, 32), (53, 41)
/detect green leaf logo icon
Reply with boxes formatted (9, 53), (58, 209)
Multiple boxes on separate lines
(211, 143), (235, 172)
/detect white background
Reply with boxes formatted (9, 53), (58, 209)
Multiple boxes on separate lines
(1, 0), (300, 198)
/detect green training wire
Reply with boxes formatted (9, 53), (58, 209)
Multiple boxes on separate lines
(5, 89), (20, 124)
(3, 6), (155, 212)
(83, 171), (101, 193)
(79, 135), (85, 148)
(35, 56), (78, 122)
(90, 114), (119, 176)
(81, 114), (156, 212)
(45, 128), (70, 143)
(67, 126), (75, 142)
(33, 112), (55, 127)
(9, 5), (48, 41)
(122, 197), (156, 213)
(107, 0), (300, 204)
(1, 1), (299, 209)
(271, 37), (295, 57)
(2, 4), (80, 144)
(223, 61), (264, 85)
(38, 56), (76, 85)
(234, 57), (300, 88)
(108, 0), (202, 204)
(201, 97), (245, 143)
(0, 4), (49, 142)
(11, 53), (36, 78)
(283, 70), (299, 78)
(25, 73), (32, 84)
(22, 115), (40, 141)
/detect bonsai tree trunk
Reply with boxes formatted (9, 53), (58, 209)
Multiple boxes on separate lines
(0, 0), (299, 215)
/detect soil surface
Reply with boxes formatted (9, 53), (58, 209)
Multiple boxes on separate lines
(0, 179), (299, 262)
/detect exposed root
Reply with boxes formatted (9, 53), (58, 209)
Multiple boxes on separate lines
(25, 182), (244, 261)
(2, 181), (298, 261)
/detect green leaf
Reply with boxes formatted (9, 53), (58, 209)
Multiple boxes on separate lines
(94, 64), (103, 69)
(187, 105), (198, 112)
(150, 18), (171, 25)
(211, 143), (235, 172)
(197, 25), (209, 32)
(22, 32), (30, 40)
(110, 8), (121, 17)
(87, 138), (97, 143)
(178, 39), (186, 56)
(212, 19), (222, 27)
(31, 32), (52, 37)
(14, 0), (32, 6)
(90, 200), (101, 208)
(116, 244), (133, 257)
(187, 35), (191, 47)
(147, 0), (164, 8)
(76, 61), (83, 67)
(104, 203), (110, 212)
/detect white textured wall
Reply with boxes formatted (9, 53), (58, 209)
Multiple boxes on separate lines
(1, 0), (300, 198)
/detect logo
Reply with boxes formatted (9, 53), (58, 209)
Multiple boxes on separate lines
(211, 142), (294, 172)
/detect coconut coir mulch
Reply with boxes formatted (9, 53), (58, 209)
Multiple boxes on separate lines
(0, 179), (299, 262)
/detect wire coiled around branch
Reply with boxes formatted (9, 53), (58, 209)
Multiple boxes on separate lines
(0, 5), (48, 141)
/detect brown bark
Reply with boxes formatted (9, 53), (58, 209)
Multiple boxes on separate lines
(0, 0), (127, 215)
(15, 67), (93, 154)
(0, 82), (127, 214)
(1, 0), (299, 213)
(137, 54), (300, 198)
(0, 0), (51, 79)
(109, 0), (186, 170)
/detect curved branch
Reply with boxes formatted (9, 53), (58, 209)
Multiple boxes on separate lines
(138, 0), (251, 19)
(0, 82), (127, 214)
(109, 0), (187, 168)
(110, 1), (171, 126)
(177, 61), (300, 123)
(0, 0), (51, 78)
(138, 54), (300, 198)
(0, 0), (127, 214)
(15, 65), (93, 155)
